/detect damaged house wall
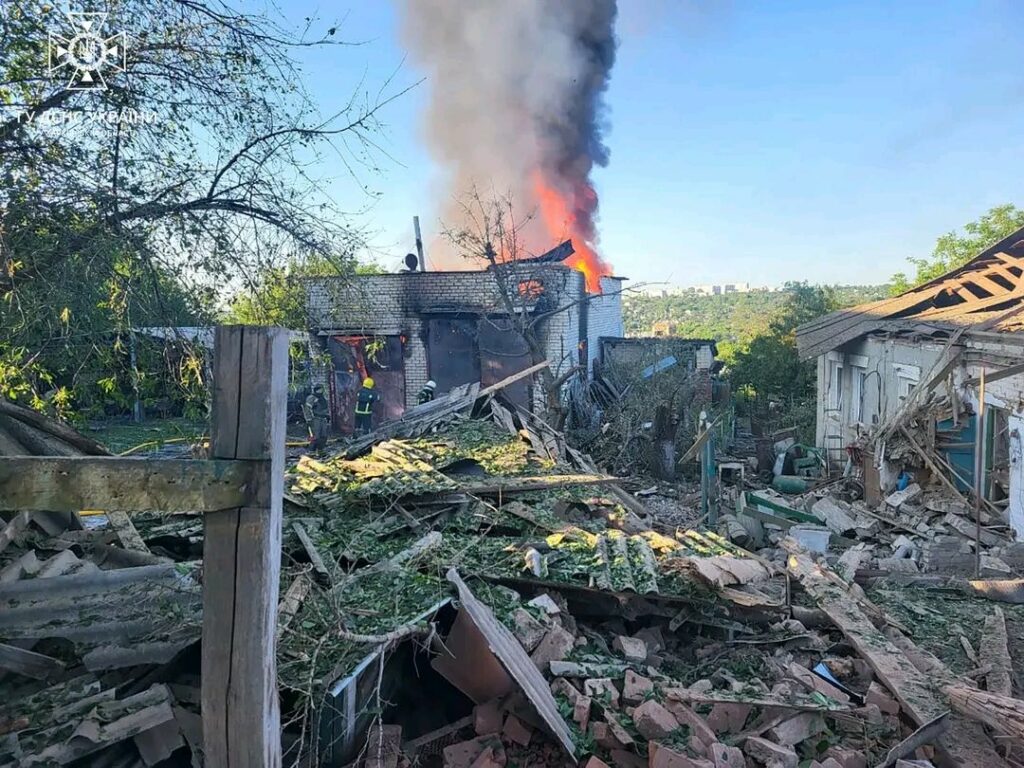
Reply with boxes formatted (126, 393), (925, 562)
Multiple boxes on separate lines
(303, 267), (623, 427)
(797, 225), (1024, 540)
(815, 335), (947, 464)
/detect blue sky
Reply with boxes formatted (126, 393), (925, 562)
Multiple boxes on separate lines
(281, 0), (1024, 287)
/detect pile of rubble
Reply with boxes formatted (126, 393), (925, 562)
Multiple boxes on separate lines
(4, 378), (1024, 768)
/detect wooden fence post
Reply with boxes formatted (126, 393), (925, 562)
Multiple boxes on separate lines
(203, 326), (288, 767)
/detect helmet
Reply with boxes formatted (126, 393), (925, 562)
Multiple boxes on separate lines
(425, 380), (437, 389)
(313, 384), (324, 394)
(363, 377), (375, 388)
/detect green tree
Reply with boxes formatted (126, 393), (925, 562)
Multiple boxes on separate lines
(728, 282), (838, 400)
(227, 257), (382, 328)
(0, 1), (404, 416)
(890, 204), (1024, 294)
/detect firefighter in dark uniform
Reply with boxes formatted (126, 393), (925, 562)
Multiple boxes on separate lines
(417, 379), (437, 405)
(354, 377), (379, 435)
(303, 384), (330, 451)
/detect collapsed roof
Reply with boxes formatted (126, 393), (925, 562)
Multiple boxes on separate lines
(797, 225), (1024, 359)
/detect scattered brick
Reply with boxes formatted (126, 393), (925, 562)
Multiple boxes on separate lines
(623, 669), (654, 704)
(473, 699), (503, 736)
(632, 700), (680, 741)
(502, 714), (532, 748)
(743, 737), (799, 768)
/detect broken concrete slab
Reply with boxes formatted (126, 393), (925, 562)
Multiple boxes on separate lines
(812, 497), (858, 536)
(886, 484), (922, 509)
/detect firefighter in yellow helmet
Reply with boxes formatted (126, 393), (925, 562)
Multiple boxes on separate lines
(354, 377), (379, 435)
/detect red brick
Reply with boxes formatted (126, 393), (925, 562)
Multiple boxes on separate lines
(474, 699), (503, 736)
(443, 736), (505, 768)
(649, 742), (715, 768)
(743, 737), (798, 768)
(632, 700), (680, 741)
(584, 678), (621, 709)
(664, 701), (716, 755)
(623, 669), (654, 704)
(583, 758), (611, 768)
(865, 682), (900, 716)
(613, 635), (648, 663)
(502, 714), (532, 747)
(469, 746), (503, 768)
(705, 703), (750, 734)
(767, 713), (825, 746)
(825, 747), (867, 768)
(529, 625), (574, 672)
(710, 743), (745, 768)
(574, 695), (593, 733)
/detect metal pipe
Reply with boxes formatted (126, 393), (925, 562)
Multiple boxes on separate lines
(975, 367), (986, 579)
(413, 215), (426, 271)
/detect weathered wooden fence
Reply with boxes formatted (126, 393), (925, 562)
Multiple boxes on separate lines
(0, 325), (288, 767)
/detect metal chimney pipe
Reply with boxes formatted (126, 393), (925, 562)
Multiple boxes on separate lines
(413, 216), (426, 271)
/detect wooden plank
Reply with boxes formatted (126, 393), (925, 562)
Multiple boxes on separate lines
(276, 572), (311, 640)
(0, 641), (65, 679)
(202, 325), (287, 768)
(106, 510), (150, 552)
(292, 522), (331, 584)
(875, 711), (949, 768)
(786, 548), (1007, 767)
(965, 360), (1024, 387)
(0, 457), (254, 513)
(460, 473), (617, 495)
(476, 360), (549, 399)
(979, 607), (1013, 697)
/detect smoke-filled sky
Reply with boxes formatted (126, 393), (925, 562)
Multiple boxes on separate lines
(396, 0), (617, 289)
(280, 0), (1024, 288)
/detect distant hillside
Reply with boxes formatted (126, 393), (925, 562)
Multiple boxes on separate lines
(622, 285), (888, 344)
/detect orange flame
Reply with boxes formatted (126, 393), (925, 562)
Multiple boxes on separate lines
(532, 172), (611, 293)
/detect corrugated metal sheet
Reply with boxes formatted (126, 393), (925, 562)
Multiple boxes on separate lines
(446, 569), (576, 761)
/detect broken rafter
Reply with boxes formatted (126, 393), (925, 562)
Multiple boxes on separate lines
(460, 473), (617, 495)
(785, 546), (1009, 767)
(979, 607), (1013, 698)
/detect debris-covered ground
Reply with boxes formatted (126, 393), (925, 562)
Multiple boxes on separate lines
(4, 385), (1024, 768)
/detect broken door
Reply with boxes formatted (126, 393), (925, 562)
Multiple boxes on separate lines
(427, 317), (481, 395)
(327, 336), (405, 434)
(478, 317), (532, 409)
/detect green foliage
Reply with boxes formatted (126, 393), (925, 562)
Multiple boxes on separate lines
(227, 257), (381, 328)
(622, 285), (886, 342)
(890, 204), (1024, 294)
(724, 283), (842, 442)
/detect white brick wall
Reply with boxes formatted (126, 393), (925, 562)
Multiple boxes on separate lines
(304, 266), (623, 408)
(587, 276), (625, 371)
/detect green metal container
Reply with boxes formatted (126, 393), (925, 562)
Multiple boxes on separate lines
(771, 474), (809, 494)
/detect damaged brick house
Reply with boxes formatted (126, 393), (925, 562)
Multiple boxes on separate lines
(303, 253), (624, 433)
(797, 225), (1024, 537)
